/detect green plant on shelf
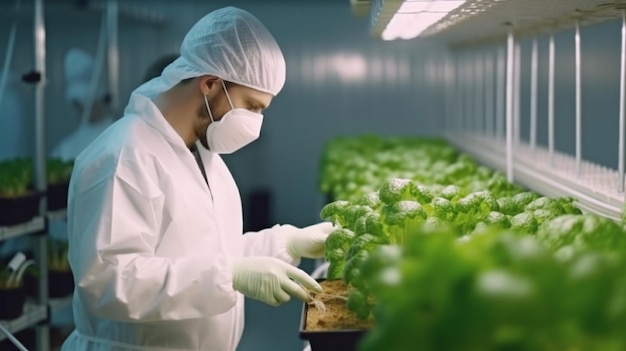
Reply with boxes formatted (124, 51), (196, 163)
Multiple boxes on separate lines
(318, 135), (523, 203)
(48, 239), (70, 272)
(316, 136), (589, 331)
(358, 223), (626, 351)
(0, 158), (33, 198)
(46, 158), (74, 185)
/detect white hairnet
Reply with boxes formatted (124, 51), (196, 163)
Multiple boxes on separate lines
(65, 48), (94, 83)
(135, 6), (286, 98)
(64, 48), (105, 104)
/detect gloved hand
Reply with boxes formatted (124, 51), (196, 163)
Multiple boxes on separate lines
(232, 256), (322, 306)
(286, 222), (335, 260)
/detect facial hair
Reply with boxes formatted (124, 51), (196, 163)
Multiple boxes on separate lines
(196, 102), (211, 150)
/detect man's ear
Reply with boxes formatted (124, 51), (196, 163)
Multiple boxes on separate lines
(199, 75), (221, 95)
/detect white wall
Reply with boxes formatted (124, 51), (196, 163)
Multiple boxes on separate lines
(1, 0), (447, 227)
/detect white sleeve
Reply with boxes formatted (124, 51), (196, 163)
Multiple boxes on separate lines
(242, 224), (300, 266)
(68, 167), (238, 323)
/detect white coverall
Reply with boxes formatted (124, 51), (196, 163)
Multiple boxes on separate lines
(60, 7), (326, 350)
(61, 91), (299, 351)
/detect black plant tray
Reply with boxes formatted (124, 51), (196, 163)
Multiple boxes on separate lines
(0, 191), (42, 226)
(0, 287), (26, 320)
(299, 279), (367, 351)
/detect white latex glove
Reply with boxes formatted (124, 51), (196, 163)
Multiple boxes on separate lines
(232, 256), (322, 306)
(286, 222), (335, 260)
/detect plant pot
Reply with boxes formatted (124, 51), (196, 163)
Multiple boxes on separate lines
(47, 181), (69, 211)
(0, 191), (42, 226)
(300, 302), (366, 351)
(0, 287), (26, 320)
(299, 279), (368, 351)
(48, 269), (74, 298)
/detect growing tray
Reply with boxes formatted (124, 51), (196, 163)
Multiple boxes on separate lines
(299, 279), (367, 351)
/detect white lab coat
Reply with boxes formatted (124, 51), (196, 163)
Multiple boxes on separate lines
(60, 92), (297, 351)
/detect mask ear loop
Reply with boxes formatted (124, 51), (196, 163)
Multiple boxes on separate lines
(221, 80), (235, 110)
(203, 94), (215, 123)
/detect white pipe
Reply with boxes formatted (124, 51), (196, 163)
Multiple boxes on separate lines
(463, 53), (468, 134)
(617, 9), (626, 193)
(0, 324), (29, 351)
(575, 20), (582, 177)
(34, 0), (46, 196)
(496, 46), (506, 143)
(107, 0), (119, 110)
(507, 29), (515, 182)
(514, 42), (521, 146)
(485, 49), (494, 137)
(549, 32), (556, 166)
(475, 51), (484, 134)
(12, 259), (34, 288)
(530, 38), (538, 157)
(456, 55), (463, 133)
(0, 0), (21, 109)
(445, 54), (454, 134)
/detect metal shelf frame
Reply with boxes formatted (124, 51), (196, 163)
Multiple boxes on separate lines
(442, 3), (626, 221)
(0, 217), (45, 243)
(368, 0), (626, 46)
(0, 303), (47, 343)
(438, 0), (624, 47)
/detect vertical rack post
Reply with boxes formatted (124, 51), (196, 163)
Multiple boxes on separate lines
(617, 8), (626, 193)
(463, 52), (475, 135)
(506, 26), (515, 182)
(475, 50), (484, 134)
(446, 54), (455, 135)
(575, 18), (582, 177)
(485, 48), (495, 137)
(530, 37), (538, 157)
(107, 0), (119, 110)
(456, 54), (463, 133)
(496, 46), (506, 143)
(443, 54), (450, 133)
(33, 0), (50, 349)
(549, 31), (556, 166)
(514, 42), (521, 146)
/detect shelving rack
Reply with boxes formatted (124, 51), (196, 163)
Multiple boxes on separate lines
(361, 0), (626, 219)
(0, 218), (45, 242)
(0, 0), (51, 349)
(0, 0), (52, 344)
(0, 0), (165, 348)
(417, 0), (626, 220)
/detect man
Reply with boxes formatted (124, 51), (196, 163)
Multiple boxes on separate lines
(50, 47), (115, 162)
(60, 7), (333, 351)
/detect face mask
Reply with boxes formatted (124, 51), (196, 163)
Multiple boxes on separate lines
(204, 81), (263, 154)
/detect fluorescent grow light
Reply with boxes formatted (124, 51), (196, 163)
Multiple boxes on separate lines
(381, 0), (466, 40)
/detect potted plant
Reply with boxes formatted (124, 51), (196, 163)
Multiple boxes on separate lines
(0, 256), (38, 320)
(300, 278), (372, 351)
(0, 158), (41, 226)
(47, 239), (73, 298)
(46, 158), (73, 211)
